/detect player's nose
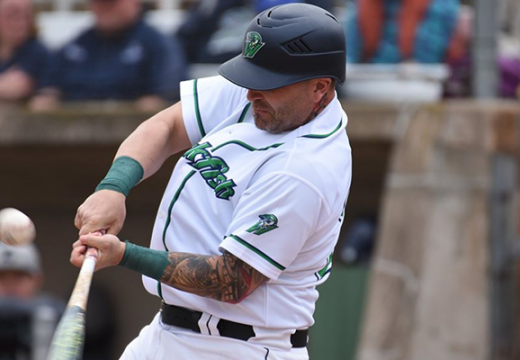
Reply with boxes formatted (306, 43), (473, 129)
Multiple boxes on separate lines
(247, 89), (264, 102)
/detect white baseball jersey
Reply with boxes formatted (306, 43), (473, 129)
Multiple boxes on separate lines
(143, 75), (352, 331)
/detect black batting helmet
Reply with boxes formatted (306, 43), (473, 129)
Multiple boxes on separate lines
(218, 3), (346, 91)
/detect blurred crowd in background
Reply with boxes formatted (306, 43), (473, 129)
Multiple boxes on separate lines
(0, 241), (116, 360)
(0, 243), (63, 360)
(1, 0), (519, 358)
(0, 0), (518, 111)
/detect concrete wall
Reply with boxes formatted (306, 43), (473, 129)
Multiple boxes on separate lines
(355, 101), (520, 360)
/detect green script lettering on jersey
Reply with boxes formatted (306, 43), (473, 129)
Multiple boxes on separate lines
(183, 142), (211, 161)
(183, 142), (236, 200)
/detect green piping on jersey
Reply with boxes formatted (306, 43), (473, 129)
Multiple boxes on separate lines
(301, 118), (343, 139)
(211, 118), (343, 153)
(316, 252), (333, 280)
(212, 140), (284, 153)
(237, 103), (251, 123)
(193, 79), (206, 138)
(157, 282), (163, 300)
(162, 170), (197, 251)
(229, 234), (285, 271)
(158, 169), (196, 300)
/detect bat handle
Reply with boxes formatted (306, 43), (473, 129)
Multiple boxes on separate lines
(85, 247), (98, 261)
(84, 229), (106, 261)
(66, 229), (105, 309)
(68, 254), (96, 309)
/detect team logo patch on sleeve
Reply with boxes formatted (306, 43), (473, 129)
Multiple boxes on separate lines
(244, 31), (265, 58)
(246, 214), (279, 235)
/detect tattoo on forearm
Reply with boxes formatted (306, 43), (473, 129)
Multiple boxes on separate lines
(160, 251), (267, 303)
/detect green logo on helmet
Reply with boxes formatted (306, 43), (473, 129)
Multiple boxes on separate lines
(246, 214), (279, 235)
(244, 31), (265, 58)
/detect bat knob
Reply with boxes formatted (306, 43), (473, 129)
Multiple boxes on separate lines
(86, 247), (98, 260)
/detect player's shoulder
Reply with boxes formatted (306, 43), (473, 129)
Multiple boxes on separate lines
(253, 149), (350, 216)
(262, 134), (350, 186)
(194, 75), (247, 92)
(183, 75), (248, 103)
(284, 137), (350, 178)
(261, 118), (351, 203)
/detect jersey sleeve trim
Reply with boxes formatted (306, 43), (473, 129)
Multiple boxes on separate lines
(228, 234), (285, 271)
(193, 79), (206, 138)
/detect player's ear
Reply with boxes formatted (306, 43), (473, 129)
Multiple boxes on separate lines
(312, 78), (332, 101)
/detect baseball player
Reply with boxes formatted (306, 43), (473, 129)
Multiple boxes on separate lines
(71, 3), (351, 360)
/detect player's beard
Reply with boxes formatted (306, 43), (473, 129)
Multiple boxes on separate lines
(252, 102), (279, 133)
(252, 96), (314, 134)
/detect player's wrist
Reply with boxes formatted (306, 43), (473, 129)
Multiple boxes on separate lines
(119, 241), (169, 280)
(116, 240), (126, 266)
(95, 156), (144, 197)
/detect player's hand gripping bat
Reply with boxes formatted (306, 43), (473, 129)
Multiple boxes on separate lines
(46, 232), (104, 360)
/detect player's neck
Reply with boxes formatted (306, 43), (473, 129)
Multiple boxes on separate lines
(306, 86), (335, 122)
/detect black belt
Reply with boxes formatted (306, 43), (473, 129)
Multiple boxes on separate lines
(160, 302), (308, 348)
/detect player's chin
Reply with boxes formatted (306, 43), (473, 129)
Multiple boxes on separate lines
(253, 116), (282, 134)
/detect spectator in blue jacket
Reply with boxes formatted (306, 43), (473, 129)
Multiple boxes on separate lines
(0, 0), (48, 101)
(345, 0), (460, 64)
(31, 0), (187, 112)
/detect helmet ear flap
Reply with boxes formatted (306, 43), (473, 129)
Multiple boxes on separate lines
(219, 3), (346, 91)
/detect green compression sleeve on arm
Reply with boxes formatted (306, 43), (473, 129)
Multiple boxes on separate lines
(95, 156), (144, 197)
(119, 241), (170, 281)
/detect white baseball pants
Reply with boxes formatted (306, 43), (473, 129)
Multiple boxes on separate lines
(119, 313), (310, 360)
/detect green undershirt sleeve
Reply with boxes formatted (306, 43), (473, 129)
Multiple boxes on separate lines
(95, 156), (144, 197)
(119, 241), (170, 281)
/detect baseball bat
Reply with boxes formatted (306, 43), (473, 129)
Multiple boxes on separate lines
(46, 232), (103, 360)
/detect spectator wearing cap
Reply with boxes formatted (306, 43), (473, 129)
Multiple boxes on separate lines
(0, 242), (43, 299)
(0, 243), (65, 360)
(0, 0), (49, 101)
(30, 0), (187, 112)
